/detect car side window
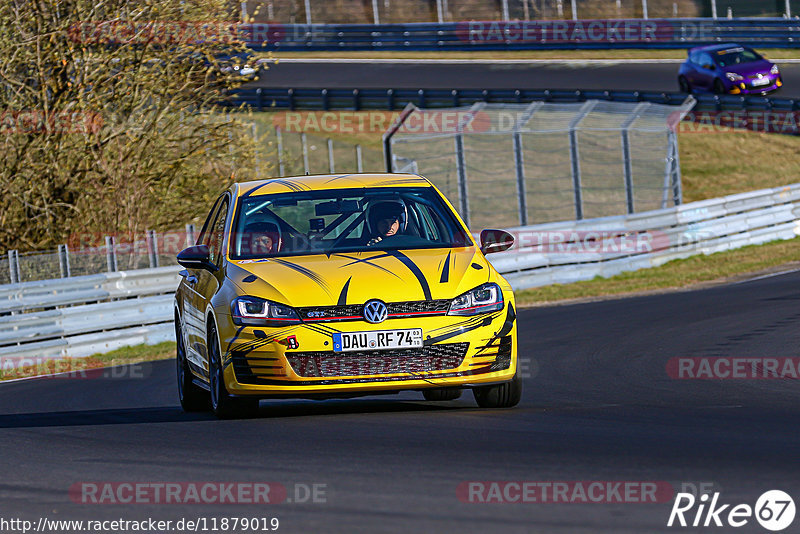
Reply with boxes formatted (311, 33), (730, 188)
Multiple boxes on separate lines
(689, 51), (700, 65)
(197, 196), (223, 246)
(699, 53), (713, 68)
(207, 197), (230, 266)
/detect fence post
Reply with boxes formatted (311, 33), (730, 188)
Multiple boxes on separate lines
(502, 0), (510, 20)
(787, 0), (792, 18)
(276, 126), (285, 176)
(356, 144), (364, 172)
(557, 0), (564, 17)
(147, 230), (159, 268)
(454, 134), (469, 228)
(58, 244), (71, 278)
(304, 0), (312, 25)
(570, 0), (577, 20)
(327, 138), (335, 173)
(252, 122), (259, 177)
(185, 224), (196, 247)
(267, 1), (274, 19)
(512, 102), (543, 226)
(240, 1), (247, 22)
(642, 0), (648, 19)
(372, 0), (380, 23)
(664, 130), (683, 208)
(568, 101), (597, 221)
(436, 0), (444, 22)
(8, 250), (19, 284)
(711, 0), (717, 19)
(301, 133), (310, 174)
(105, 236), (117, 272)
(621, 102), (650, 215)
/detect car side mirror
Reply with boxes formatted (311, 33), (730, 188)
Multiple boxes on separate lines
(177, 245), (217, 271)
(704, 64), (715, 70)
(480, 229), (514, 255)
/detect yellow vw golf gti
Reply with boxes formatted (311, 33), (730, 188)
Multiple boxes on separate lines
(174, 173), (521, 418)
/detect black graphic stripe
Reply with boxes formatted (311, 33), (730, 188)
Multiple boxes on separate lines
(386, 250), (432, 301)
(440, 251), (451, 283)
(271, 258), (331, 297)
(424, 313), (501, 345)
(241, 178), (307, 198)
(338, 277), (352, 306)
(336, 253), (402, 279)
(473, 303), (516, 357)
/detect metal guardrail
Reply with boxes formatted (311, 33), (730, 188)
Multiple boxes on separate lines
(241, 19), (800, 51)
(232, 87), (800, 115)
(0, 267), (180, 369)
(491, 183), (800, 288)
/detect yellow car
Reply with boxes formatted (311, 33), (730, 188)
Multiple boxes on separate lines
(174, 173), (520, 418)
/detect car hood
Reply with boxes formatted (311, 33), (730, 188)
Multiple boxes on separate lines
(227, 247), (492, 308)
(723, 59), (774, 76)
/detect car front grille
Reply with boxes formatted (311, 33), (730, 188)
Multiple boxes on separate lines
(285, 342), (469, 378)
(297, 299), (451, 322)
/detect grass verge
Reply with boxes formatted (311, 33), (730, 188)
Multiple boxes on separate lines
(0, 341), (176, 381)
(515, 236), (800, 306)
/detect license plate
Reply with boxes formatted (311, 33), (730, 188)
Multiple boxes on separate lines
(752, 77), (770, 86)
(332, 328), (423, 353)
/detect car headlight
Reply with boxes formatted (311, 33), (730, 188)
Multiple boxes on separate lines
(448, 283), (504, 316)
(231, 296), (301, 326)
(726, 72), (744, 82)
(771, 64), (780, 75)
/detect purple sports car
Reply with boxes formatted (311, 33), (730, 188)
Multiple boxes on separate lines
(678, 44), (782, 95)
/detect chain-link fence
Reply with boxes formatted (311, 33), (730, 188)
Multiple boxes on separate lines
(386, 99), (694, 230)
(239, 0), (800, 24)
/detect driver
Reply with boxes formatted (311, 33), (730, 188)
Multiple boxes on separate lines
(242, 222), (280, 255)
(366, 201), (404, 247)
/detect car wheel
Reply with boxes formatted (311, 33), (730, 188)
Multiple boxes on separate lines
(678, 76), (691, 93)
(422, 387), (462, 401)
(176, 315), (210, 412)
(208, 321), (259, 419)
(713, 79), (726, 94)
(473, 374), (523, 409)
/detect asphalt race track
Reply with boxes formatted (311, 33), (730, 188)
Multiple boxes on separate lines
(2, 270), (800, 533)
(253, 59), (800, 99)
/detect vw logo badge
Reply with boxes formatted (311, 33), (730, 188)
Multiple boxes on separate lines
(363, 300), (388, 324)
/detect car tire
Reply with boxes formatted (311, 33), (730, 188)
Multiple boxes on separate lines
(176, 315), (210, 412)
(713, 79), (726, 94)
(678, 76), (691, 93)
(208, 321), (259, 419)
(473, 374), (523, 409)
(422, 387), (462, 401)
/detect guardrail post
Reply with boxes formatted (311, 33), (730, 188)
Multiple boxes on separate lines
(387, 89), (395, 111)
(418, 89), (426, 108)
(58, 244), (71, 278)
(105, 236), (117, 272)
(321, 89), (329, 111)
(185, 224), (196, 247)
(256, 88), (263, 112)
(288, 88), (295, 111)
(301, 133), (310, 174)
(147, 230), (159, 268)
(327, 138), (335, 173)
(276, 126), (285, 176)
(353, 89), (360, 111)
(356, 145), (364, 172)
(8, 250), (20, 284)
(568, 101), (597, 221)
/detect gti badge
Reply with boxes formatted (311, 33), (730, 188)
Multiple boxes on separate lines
(363, 300), (388, 324)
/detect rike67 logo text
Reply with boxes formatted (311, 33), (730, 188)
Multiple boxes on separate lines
(668, 490), (795, 531)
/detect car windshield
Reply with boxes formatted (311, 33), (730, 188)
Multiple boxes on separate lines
(230, 186), (472, 259)
(715, 47), (761, 67)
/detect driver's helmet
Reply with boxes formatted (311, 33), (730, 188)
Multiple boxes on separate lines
(242, 221), (281, 254)
(367, 200), (407, 236)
